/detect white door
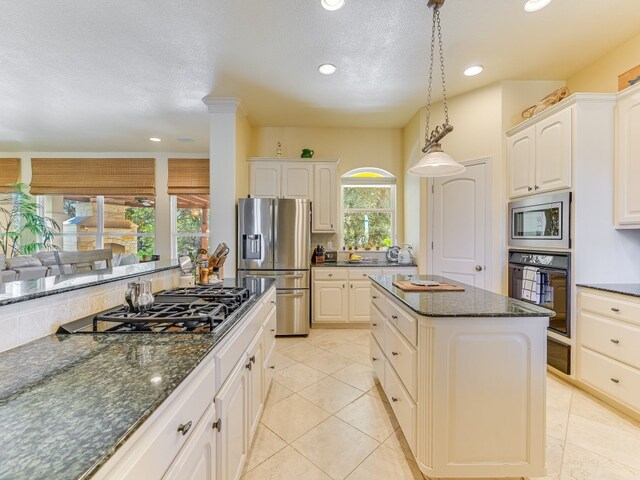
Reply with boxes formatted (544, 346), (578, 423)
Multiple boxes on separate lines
(313, 163), (337, 232)
(282, 164), (313, 199)
(349, 280), (371, 323)
(249, 162), (281, 198)
(535, 108), (572, 193)
(507, 126), (535, 198)
(312, 281), (348, 323)
(431, 162), (487, 288)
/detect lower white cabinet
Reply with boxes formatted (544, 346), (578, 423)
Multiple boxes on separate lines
(312, 278), (348, 323)
(247, 328), (265, 440)
(348, 280), (372, 323)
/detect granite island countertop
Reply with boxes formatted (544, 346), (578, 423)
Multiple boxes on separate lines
(312, 261), (417, 268)
(0, 277), (275, 480)
(0, 260), (180, 307)
(576, 283), (640, 298)
(371, 274), (555, 318)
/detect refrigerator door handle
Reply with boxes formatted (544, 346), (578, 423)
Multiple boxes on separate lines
(250, 273), (304, 279)
(277, 292), (306, 297)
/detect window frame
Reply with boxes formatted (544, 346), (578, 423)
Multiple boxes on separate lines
(170, 195), (210, 258)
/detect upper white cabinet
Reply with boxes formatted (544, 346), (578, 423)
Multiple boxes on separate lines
(248, 158), (338, 233)
(313, 163), (337, 232)
(615, 83), (640, 228)
(507, 107), (572, 198)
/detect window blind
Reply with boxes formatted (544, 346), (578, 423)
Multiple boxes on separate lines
(167, 158), (210, 195)
(0, 158), (20, 192)
(30, 158), (155, 195)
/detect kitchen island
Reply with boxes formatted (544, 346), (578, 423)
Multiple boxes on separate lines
(0, 278), (277, 480)
(369, 274), (554, 479)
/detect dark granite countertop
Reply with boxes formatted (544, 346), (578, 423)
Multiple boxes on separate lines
(0, 260), (180, 307)
(577, 283), (640, 298)
(370, 274), (555, 318)
(312, 261), (417, 268)
(0, 277), (275, 480)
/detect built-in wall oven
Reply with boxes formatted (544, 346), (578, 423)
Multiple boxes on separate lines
(508, 192), (571, 249)
(508, 250), (571, 374)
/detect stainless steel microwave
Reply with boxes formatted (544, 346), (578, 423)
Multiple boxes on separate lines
(508, 192), (571, 249)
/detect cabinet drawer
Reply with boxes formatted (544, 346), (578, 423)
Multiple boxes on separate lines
(387, 300), (417, 347)
(314, 268), (348, 281)
(370, 304), (385, 346)
(581, 312), (640, 369)
(580, 290), (640, 326)
(580, 348), (640, 411)
(214, 308), (260, 390)
(384, 321), (417, 400)
(348, 268), (382, 280)
(371, 288), (389, 317)
(384, 361), (417, 455)
(263, 307), (277, 360)
(370, 335), (386, 387)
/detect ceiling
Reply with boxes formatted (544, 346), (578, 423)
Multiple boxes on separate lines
(2, 0), (640, 152)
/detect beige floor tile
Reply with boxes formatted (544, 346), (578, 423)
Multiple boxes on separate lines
(332, 362), (379, 392)
(275, 336), (305, 352)
(260, 394), (331, 443)
(546, 375), (573, 412)
(366, 383), (389, 403)
(244, 424), (288, 473)
(336, 394), (399, 442)
(559, 443), (640, 480)
(301, 349), (354, 375)
(306, 333), (351, 351)
(265, 381), (294, 406)
(382, 427), (414, 460)
(331, 342), (371, 362)
(292, 416), (380, 480)
(345, 444), (424, 480)
(565, 413), (640, 470)
(242, 446), (332, 480)
(547, 406), (569, 441)
(298, 376), (365, 413)
(278, 341), (327, 363)
(274, 363), (326, 392)
(570, 389), (640, 435)
(350, 333), (371, 347)
(268, 351), (297, 372)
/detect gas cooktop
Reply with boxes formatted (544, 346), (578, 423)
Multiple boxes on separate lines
(58, 286), (254, 334)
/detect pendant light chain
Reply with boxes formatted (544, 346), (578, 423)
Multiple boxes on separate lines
(436, 7), (449, 127)
(423, 5), (437, 147)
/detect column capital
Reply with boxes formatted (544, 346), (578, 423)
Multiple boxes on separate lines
(202, 96), (244, 115)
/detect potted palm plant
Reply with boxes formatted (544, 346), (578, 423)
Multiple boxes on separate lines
(0, 183), (60, 256)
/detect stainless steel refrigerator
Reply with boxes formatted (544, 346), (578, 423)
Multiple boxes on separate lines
(237, 198), (310, 335)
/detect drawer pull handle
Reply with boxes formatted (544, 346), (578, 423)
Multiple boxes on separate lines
(611, 307), (620, 312)
(391, 397), (399, 403)
(250, 355), (256, 364)
(372, 357), (378, 361)
(178, 421), (193, 436)
(372, 323), (377, 327)
(212, 418), (222, 432)
(391, 315), (398, 320)
(328, 273), (333, 277)
(610, 377), (620, 384)
(270, 300), (276, 305)
(245, 361), (252, 371)
(372, 295), (378, 299)
(271, 328), (276, 333)
(270, 365), (276, 369)
(610, 338), (620, 344)
(391, 351), (399, 356)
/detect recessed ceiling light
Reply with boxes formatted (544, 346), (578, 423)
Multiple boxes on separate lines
(318, 63), (337, 75)
(149, 137), (161, 142)
(177, 136), (194, 142)
(321, 0), (345, 11)
(524, 0), (552, 12)
(463, 65), (484, 77)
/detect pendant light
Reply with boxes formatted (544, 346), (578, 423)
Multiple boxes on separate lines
(408, 0), (465, 177)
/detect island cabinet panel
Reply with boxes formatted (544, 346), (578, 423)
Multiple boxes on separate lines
(371, 283), (547, 478)
(370, 334), (386, 386)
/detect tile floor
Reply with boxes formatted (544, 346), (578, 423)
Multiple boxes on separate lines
(242, 328), (640, 480)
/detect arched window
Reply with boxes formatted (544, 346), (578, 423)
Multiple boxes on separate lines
(341, 168), (396, 249)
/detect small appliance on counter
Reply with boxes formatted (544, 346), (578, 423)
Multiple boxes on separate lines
(386, 246), (400, 262)
(324, 250), (338, 263)
(398, 244), (413, 264)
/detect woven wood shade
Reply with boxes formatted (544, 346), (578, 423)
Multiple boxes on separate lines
(0, 158), (20, 192)
(168, 158), (210, 195)
(30, 158), (156, 195)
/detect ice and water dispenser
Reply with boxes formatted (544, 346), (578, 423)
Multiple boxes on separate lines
(242, 234), (262, 260)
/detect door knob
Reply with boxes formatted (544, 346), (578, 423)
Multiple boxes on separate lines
(475, 265), (483, 272)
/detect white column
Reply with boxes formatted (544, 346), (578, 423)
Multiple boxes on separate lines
(154, 155), (172, 260)
(203, 97), (240, 275)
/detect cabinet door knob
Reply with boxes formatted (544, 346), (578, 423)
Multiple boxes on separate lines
(350, 284), (353, 288)
(178, 421), (193, 436)
(372, 357), (378, 361)
(250, 355), (256, 364)
(534, 185), (540, 190)
(391, 315), (398, 320)
(271, 328), (276, 333)
(610, 377), (620, 384)
(328, 273), (333, 277)
(372, 323), (377, 327)
(270, 365), (276, 369)
(611, 307), (620, 312)
(391, 397), (399, 403)
(245, 362), (252, 371)
(527, 186), (532, 191)
(343, 284), (345, 288)
(391, 351), (399, 356)
(212, 418), (222, 432)
(270, 300), (276, 305)
(610, 338), (620, 344)
(372, 295), (378, 299)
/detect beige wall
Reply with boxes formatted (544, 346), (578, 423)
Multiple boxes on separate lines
(249, 126), (405, 246)
(566, 31), (640, 93)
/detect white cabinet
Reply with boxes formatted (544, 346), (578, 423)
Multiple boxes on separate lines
(313, 163), (337, 232)
(349, 280), (372, 323)
(313, 279), (348, 323)
(615, 83), (640, 227)
(507, 106), (572, 198)
(577, 287), (640, 415)
(246, 330), (264, 440)
(249, 162), (280, 198)
(248, 158), (338, 233)
(163, 404), (217, 480)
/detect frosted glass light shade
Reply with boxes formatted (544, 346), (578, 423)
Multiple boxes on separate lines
(408, 150), (466, 177)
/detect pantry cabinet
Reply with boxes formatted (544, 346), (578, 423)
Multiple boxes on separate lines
(615, 82), (640, 227)
(248, 158), (338, 233)
(507, 107), (572, 198)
